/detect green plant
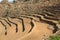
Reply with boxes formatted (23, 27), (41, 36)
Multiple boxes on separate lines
(48, 35), (60, 40)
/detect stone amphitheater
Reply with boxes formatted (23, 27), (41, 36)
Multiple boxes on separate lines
(0, 0), (60, 40)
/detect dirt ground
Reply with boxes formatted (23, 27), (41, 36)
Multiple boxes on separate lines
(0, 0), (60, 40)
(0, 18), (54, 40)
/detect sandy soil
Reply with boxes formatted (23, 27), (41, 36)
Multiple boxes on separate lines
(0, 18), (54, 40)
(0, 0), (60, 40)
(19, 20), (53, 40)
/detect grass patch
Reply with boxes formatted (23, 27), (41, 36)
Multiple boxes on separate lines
(48, 35), (60, 40)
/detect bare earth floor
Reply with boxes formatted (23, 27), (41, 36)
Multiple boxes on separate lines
(0, 18), (54, 40)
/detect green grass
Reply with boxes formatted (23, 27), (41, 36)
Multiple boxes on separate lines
(48, 35), (60, 40)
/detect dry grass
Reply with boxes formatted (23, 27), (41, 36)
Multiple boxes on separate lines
(0, 0), (60, 17)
